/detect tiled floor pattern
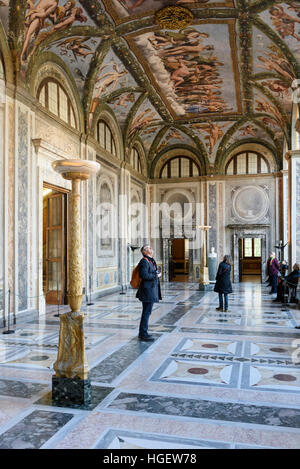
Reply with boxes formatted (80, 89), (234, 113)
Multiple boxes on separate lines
(0, 282), (300, 448)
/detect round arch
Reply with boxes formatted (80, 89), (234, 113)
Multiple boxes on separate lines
(29, 52), (84, 132)
(221, 141), (278, 174)
(151, 146), (204, 179)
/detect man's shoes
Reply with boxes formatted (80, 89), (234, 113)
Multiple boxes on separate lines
(138, 335), (154, 341)
(216, 307), (223, 311)
(224, 309), (230, 312)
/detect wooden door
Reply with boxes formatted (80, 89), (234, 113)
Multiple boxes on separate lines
(45, 192), (66, 304)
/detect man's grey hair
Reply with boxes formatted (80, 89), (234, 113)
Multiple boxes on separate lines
(141, 245), (150, 254)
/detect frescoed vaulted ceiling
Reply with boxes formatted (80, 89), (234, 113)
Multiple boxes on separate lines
(1, 0), (300, 172)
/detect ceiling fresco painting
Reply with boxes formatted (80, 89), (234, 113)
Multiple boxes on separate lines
(127, 98), (163, 146)
(19, 1), (96, 68)
(128, 20), (241, 118)
(1, 0), (300, 172)
(47, 36), (102, 94)
(107, 90), (141, 126)
(259, 3), (300, 60)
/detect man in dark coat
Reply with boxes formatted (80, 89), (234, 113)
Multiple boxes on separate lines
(136, 245), (162, 341)
(214, 255), (233, 312)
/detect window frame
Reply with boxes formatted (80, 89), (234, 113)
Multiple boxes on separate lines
(159, 156), (200, 179)
(97, 119), (117, 157)
(37, 78), (77, 129)
(243, 238), (261, 258)
(225, 151), (270, 175)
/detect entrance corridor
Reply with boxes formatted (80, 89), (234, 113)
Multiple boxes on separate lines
(0, 282), (300, 449)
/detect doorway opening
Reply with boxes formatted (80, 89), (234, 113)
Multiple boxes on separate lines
(170, 239), (189, 282)
(239, 237), (262, 282)
(43, 184), (68, 305)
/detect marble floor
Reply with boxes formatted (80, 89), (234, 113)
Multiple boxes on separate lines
(0, 282), (300, 449)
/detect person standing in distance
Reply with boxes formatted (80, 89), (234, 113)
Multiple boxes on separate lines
(136, 245), (162, 341)
(214, 254), (233, 312)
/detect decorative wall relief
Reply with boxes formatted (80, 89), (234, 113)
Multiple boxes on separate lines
(96, 170), (118, 260)
(231, 185), (269, 223)
(18, 107), (29, 311)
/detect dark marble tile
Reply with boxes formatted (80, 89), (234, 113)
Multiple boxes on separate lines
(155, 306), (192, 326)
(90, 335), (161, 384)
(35, 385), (114, 411)
(108, 392), (300, 428)
(0, 379), (48, 398)
(0, 410), (73, 449)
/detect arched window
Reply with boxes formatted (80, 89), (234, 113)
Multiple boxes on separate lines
(37, 78), (77, 129)
(97, 120), (117, 157)
(160, 156), (200, 178)
(225, 151), (270, 175)
(131, 147), (142, 173)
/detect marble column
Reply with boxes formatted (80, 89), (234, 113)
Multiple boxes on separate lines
(51, 159), (100, 406)
(286, 151), (300, 267)
(198, 225), (211, 290)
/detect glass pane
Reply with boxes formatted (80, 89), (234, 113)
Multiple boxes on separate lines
(254, 238), (261, 257)
(237, 153), (246, 174)
(48, 81), (58, 115)
(261, 158), (268, 173)
(244, 238), (252, 257)
(181, 158), (190, 177)
(59, 87), (68, 123)
(226, 160), (234, 175)
(49, 197), (61, 226)
(161, 165), (168, 178)
(193, 162), (199, 176)
(49, 229), (61, 258)
(48, 261), (61, 291)
(112, 139), (116, 157)
(39, 86), (46, 107)
(105, 126), (112, 153)
(170, 158), (179, 177)
(70, 108), (76, 129)
(98, 122), (105, 147)
(248, 153), (257, 174)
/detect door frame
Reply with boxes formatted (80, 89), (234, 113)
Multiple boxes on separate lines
(229, 225), (270, 283)
(43, 183), (69, 304)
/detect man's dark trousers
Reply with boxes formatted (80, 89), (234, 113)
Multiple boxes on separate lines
(139, 302), (154, 337)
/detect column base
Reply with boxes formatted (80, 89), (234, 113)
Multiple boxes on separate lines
(199, 283), (212, 291)
(52, 376), (91, 407)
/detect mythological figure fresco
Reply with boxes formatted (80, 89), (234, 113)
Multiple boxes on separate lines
(21, 0), (88, 64)
(191, 122), (228, 153)
(269, 3), (300, 42)
(132, 22), (238, 117)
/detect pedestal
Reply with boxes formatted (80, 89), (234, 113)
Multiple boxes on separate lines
(208, 254), (217, 282)
(199, 266), (210, 290)
(52, 376), (91, 407)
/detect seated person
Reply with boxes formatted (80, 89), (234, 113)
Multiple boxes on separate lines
(285, 263), (300, 302)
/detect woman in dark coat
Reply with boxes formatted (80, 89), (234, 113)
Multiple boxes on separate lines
(136, 245), (162, 341)
(214, 255), (233, 312)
